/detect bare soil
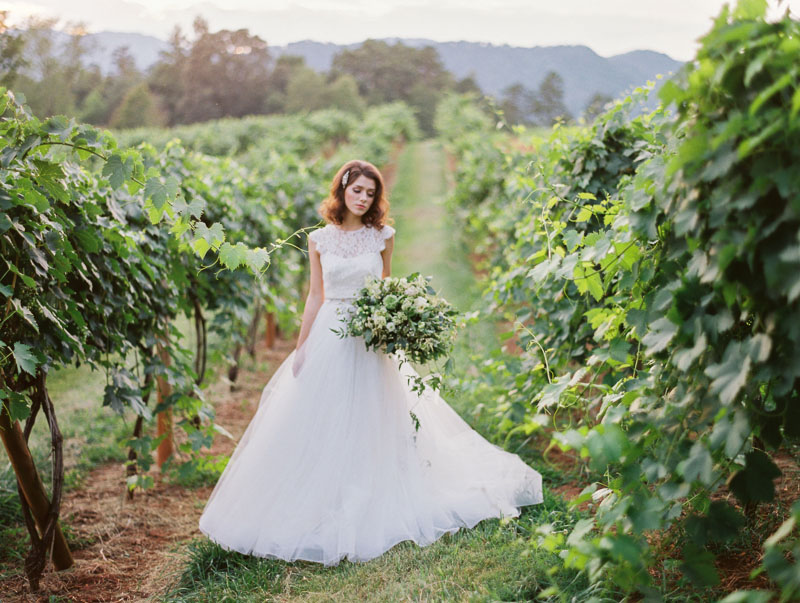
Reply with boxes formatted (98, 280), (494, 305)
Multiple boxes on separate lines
(0, 337), (296, 603)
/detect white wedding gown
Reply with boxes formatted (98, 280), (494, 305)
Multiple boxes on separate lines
(198, 223), (543, 566)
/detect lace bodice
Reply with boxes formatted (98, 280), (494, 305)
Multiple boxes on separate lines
(309, 224), (395, 300)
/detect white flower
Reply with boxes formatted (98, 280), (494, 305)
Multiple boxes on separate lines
(386, 321), (396, 332)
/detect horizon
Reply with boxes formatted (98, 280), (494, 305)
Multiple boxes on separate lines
(8, 0), (800, 62)
(67, 30), (684, 62)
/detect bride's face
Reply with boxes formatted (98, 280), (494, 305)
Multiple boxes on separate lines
(343, 174), (377, 218)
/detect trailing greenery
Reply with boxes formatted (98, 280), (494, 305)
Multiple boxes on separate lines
(0, 86), (415, 585)
(436, 1), (800, 600)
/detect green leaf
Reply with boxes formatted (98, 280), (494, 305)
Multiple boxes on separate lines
(748, 71), (794, 117)
(43, 114), (72, 139)
(680, 543), (720, 587)
(23, 185), (50, 212)
(164, 176), (180, 200)
(744, 49), (770, 87)
(3, 389), (32, 422)
(194, 222), (226, 248)
(584, 424), (627, 467)
(608, 338), (630, 363)
(192, 237), (211, 259)
(218, 242), (249, 270)
(102, 153), (132, 189)
(641, 317), (678, 354)
(705, 342), (750, 405)
(728, 450), (782, 505)
(685, 501), (745, 547)
(11, 298), (38, 332)
(674, 329), (707, 371)
(145, 177), (168, 210)
(5, 262), (36, 289)
(585, 271), (603, 301)
(244, 247), (270, 273)
(600, 533), (643, 567)
(737, 119), (783, 159)
(791, 86), (800, 119)
(679, 441), (714, 484)
(764, 514), (797, 547)
(74, 229), (102, 253)
(12, 342), (38, 375)
(562, 229), (582, 251)
(717, 410), (752, 458)
(733, 0), (767, 20)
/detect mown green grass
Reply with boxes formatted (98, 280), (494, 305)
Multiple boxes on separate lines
(390, 139), (506, 417)
(164, 491), (606, 602)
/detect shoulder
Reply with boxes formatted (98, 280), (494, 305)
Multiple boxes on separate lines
(377, 224), (395, 239)
(308, 224), (331, 250)
(308, 224), (331, 242)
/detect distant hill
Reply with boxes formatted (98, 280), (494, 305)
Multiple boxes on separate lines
(38, 30), (685, 117)
(277, 39), (684, 116)
(25, 29), (169, 75)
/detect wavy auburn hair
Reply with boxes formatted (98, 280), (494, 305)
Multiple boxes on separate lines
(319, 159), (391, 229)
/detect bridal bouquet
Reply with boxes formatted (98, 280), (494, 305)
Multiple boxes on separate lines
(332, 273), (461, 426)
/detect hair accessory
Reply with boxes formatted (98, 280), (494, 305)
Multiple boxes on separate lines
(341, 169), (350, 189)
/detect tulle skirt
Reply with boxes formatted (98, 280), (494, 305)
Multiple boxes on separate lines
(198, 298), (543, 566)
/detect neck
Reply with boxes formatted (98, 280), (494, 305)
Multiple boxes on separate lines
(339, 214), (364, 230)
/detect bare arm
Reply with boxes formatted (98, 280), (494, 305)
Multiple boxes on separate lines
(381, 234), (394, 278)
(296, 238), (324, 350)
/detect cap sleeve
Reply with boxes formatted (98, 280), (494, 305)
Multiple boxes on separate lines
(377, 224), (395, 252)
(308, 226), (327, 252)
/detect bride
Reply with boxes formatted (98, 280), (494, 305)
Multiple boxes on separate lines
(198, 159), (543, 566)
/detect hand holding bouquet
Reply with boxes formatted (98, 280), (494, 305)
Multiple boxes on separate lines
(332, 273), (461, 427)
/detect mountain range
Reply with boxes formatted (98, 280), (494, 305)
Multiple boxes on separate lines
(48, 30), (686, 118)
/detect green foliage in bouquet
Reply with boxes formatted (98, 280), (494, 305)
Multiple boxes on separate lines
(331, 272), (461, 413)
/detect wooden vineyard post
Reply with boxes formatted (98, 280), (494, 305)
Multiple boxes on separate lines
(246, 303), (262, 358)
(0, 379), (73, 571)
(265, 311), (276, 349)
(155, 335), (173, 468)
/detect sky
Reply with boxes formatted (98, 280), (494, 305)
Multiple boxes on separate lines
(3, 0), (798, 60)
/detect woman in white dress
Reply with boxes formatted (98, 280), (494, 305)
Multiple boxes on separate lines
(198, 159), (543, 566)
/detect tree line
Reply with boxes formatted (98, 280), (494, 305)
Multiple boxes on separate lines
(0, 10), (609, 136)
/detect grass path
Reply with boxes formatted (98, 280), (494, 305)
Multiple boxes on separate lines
(389, 140), (501, 421)
(166, 141), (586, 602)
(390, 139), (491, 331)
